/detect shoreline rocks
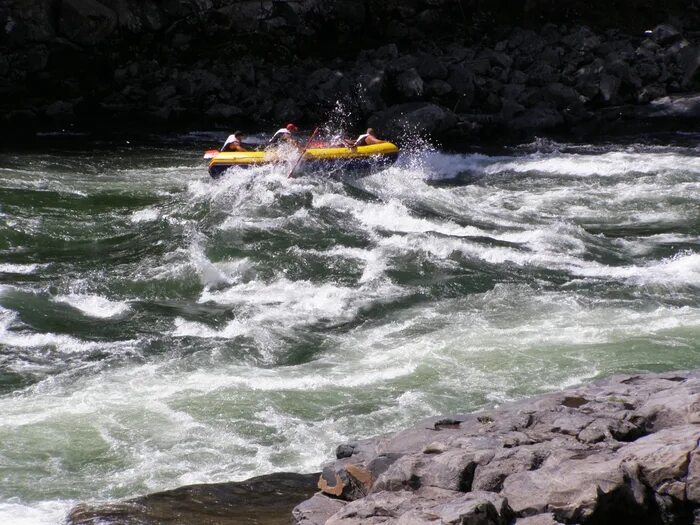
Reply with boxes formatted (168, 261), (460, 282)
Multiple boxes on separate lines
(2, 2), (700, 144)
(294, 370), (700, 524)
(66, 371), (700, 524)
(67, 472), (320, 525)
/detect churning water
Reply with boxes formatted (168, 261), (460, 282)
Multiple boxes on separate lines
(0, 134), (699, 523)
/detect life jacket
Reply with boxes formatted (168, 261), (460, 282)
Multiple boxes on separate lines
(354, 133), (370, 147)
(269, 128), (291, 144)
(222, 134), (241, 150)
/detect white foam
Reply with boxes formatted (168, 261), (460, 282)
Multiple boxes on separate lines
(571, 251), (700, 286)
(130, 207), (160, 223)
(54, 294), (131, 318)
(0, 501), (74, 525)
(172, 317), (251, 339)
(0, 263), (45, 275)
(483, 151), (700, 177)
(199, 276), (403, 329)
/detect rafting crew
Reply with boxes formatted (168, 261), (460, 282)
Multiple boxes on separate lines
(221, 131), (248, 152)
(269, 123), (301, 148)
(353, 128), (385, 147)
(342, 128), (386, 148)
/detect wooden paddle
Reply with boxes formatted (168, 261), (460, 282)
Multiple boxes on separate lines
(287, 127), (319, 178)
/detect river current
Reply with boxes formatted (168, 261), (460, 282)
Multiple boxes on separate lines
(1, 133), (699, 523)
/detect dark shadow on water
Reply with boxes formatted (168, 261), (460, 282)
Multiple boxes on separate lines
(424, 170), (487, 187)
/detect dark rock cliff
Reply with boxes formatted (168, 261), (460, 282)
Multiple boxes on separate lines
(1, 0), (699, 142)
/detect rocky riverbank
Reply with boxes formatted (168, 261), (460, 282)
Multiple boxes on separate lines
(295, 370), (700, 524)
(67, 370), (700, 524)
(2, 1), (700, 144)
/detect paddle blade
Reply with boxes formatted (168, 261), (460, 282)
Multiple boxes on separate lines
(203, 149), (219, 160)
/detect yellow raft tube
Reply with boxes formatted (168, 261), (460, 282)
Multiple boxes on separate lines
(208, 142), (399, 178)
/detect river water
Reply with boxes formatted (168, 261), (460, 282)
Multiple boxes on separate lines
(1, 133), (699, 523)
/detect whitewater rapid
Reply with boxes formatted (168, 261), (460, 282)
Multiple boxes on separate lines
(0, 136), (698, 524)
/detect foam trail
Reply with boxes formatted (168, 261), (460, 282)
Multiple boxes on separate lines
(1, 138), (699, 525)
(54, 294), (131, 318)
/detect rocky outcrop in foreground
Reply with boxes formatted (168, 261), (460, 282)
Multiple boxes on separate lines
(295, 371), (700, 524)
(68, 472), (319, 525)
(68, 371), (700, 524)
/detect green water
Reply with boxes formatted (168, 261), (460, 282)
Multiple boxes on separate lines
(0, 135), (699, 523)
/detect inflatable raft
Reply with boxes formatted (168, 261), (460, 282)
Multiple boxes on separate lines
(208, 142), (399, 178)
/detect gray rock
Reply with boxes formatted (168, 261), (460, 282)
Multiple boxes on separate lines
(325, 488), (511, 525)
(545, 83), (583, 109)
(394, 68), (424, 100)
(507, 107), (564, 131)
(514, 514), (562, 525)
(508, 28), (545, 55)
(651, 24), (681, 46)
(599, 73), (621, 102)
(368, 102), (458, 139)
(472, 446), (547, 492)
(69, 472), (319, 525)
(293, 493), (347, 525)
(45, 100), (75, 122)
(502, 452), (627, 521)
(273, 98), (302, 123)
(336, 444), (355, 459)
(58, 0), (117, 46)
(621, 425), (700, 495)
(417, 55), (448, 80)
(678, 46), (700, 87)
(426, 79), (453, 98)
(480, 48), (513, 70)
(205, 103), (242, 121)
(637, 84), (666, 104)
(319, 461), (373, 501)
(301, 372), (700, 525)
(526, 62), (560, 86)
(446, 64), (475, 109)
(421, 449), (479, 492)
(501, 98), (525, 120)
(319, 453), (403, 501)
(635, 59), (662, 83)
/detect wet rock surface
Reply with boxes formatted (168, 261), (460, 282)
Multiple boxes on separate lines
(1, 1), (700, 142)
(295, 371), (700, 524)
(67, 472), (320, 525)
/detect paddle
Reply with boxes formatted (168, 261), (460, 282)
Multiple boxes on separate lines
(287, 127), (319, 178)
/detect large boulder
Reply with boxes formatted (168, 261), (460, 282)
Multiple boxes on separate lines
(58, 0), (117, 46)
(1, 0), (56, 46)
(446, 64), (475, 100)
(323, 488), (512, 525)
(507, 106), (564, 131)
(368, 102), (458, 140)
(651, 24), (681, 46)
(678, 46), (700, 87)
(394, 68), (424, 100)
(293, 493), (347, 525)
(69, 472), (320, 525)
(642, 94), (700, 119)
(297, 372), (700, 525)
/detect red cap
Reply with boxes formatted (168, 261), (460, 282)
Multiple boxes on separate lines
(286, 123), (298, 131)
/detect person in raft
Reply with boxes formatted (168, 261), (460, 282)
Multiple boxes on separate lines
(221, 131), (248, 152)
(352, 128), (385, 147)
(269, 123), (301, 148)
